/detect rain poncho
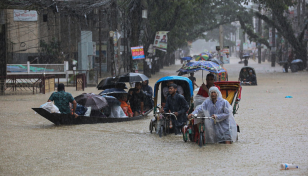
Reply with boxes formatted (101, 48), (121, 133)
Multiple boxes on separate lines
(191, 87), (237, 143)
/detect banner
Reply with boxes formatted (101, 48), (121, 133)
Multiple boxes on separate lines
(131, 46), (145, 60)
(14, 10), (38, 21)
(153, 31), (169, 51)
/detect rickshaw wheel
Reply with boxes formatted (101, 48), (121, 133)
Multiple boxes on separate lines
(182, 126), (188, 142)
(149, 121), (153, 133)
(199, 133), (204, 147)
(159, 126), (163, 138)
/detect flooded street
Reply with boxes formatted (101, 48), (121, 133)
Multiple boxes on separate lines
(1, 58), (308, 175)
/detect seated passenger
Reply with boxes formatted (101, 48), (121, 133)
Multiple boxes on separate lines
(197, 73), (220, 98)
(246, 70), (256, 85)
(128, 82), (145, 116)
(119, 94), (133, 117)
(142, 80), (154, 111)
(240, 68), (249, 82)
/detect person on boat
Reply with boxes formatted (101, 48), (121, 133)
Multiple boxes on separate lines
(246, 70), (257, 85)
(188, 72), (199, 90)
(188, 87), (237, 144)
(240, 68), (249, 82)
(48, 83), (78, 118)
(142, 80), (154, 111)
(161, 84), (189, 135)
(197, 73), (220, 98)
(119, 94), (133, 117)
(128, 82), (145, 116)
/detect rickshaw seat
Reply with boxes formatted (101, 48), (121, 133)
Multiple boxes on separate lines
(221, 90), (236, 105)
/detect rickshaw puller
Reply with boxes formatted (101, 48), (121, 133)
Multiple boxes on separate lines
(188, 87), (237, 144)
(160, 83), (189, 135)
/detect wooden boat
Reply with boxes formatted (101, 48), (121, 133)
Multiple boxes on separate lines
(32, 108), (153, 125)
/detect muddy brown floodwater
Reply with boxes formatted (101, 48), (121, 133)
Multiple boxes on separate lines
(1, 57), (308, 175)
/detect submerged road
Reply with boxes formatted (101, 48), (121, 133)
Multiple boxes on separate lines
(0, 57), (308, 175)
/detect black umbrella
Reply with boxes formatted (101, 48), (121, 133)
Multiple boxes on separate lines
(99, 88), (127, 95)
(74, 93), (108, 111)
(97, 77), (127, 90)
(117, 73), (149, 83)
(102, 95), (121, 106)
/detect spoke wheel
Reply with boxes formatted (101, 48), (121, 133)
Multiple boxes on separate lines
(183, 127), (188, 142)
(199, 132), (203, 148)
(159, 126), (163, 138)
(149, 121), (153, 133)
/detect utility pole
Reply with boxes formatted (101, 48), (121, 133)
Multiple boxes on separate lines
(258, 4), (262, 64)
(0, 24), (6, 95)
(271, 15), (276, 67)
(219, 25), (224, 62)
(98, 9), (102, 77)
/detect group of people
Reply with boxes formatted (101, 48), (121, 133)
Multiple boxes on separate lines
(47, 73), (236, 144)
(47, 81), (153, 118)
(158, 73), (236, 144)
(240, 68), (256, 85)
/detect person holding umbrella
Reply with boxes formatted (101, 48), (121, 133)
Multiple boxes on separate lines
(128, 82), (145, 116)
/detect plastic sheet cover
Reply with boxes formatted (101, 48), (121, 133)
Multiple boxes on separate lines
(192, 87), (237, 143)
(109, 105), (127, 118)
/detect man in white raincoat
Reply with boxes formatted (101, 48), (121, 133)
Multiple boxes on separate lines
(188, 87), (237, 144)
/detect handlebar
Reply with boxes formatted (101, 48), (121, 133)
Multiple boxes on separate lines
(190, 114), (216, 124)
(160, 112), (177, 120)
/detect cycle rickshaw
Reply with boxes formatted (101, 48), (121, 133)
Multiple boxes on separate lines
(182, 81), (242, 147)
(149, 76), (194, 137)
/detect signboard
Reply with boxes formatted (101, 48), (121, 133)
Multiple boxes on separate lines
(14, 10), (38, 21)
(221, 46), (230, 55)
(131, 46), (145, 60)
(153, 31), (169, 51)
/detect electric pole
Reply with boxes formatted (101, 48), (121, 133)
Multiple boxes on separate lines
(258, 4), (262, 64)
(219, 25), (224, 62)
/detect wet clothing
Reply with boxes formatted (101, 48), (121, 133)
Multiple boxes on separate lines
(197, 85), (220, 98)
(128, 88), (145, 112)
(192, 97), (237, 143)
(164, 93), (189, 125)
(247, 74), (257, 85)
(48, 91), (74, 114)
(119, 100), (133, 116)
(142, 82), (154, 109)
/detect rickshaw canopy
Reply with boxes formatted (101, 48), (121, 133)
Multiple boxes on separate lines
(154, 76), (194, 98)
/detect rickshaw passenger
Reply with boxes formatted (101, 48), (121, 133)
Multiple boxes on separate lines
(188, 87), (237, 144)
(240, 68), (249, 81)
(246, 70), (256, 85)
(128, 82), (145, 116)
(161, 84), (189, 135)
(119, 94), (133, 117)
(197, 73), (220, 98)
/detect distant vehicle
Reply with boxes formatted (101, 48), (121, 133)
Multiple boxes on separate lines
(279, 59), (304, 73)
(238, 66), (257, 86)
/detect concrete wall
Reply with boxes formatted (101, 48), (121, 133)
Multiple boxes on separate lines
(6, 9), (39, 64)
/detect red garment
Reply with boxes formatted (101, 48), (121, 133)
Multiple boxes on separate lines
(119, 100), (133, 116)
(197, 85), (220, 97)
